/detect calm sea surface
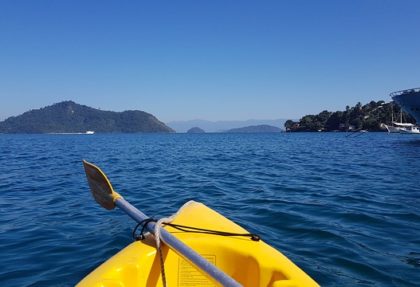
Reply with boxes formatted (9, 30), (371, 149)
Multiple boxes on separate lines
(0, 133), (419, 286)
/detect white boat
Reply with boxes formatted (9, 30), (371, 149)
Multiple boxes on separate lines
(384, 122), (409, 133)
(384, 122), (420, 134)
(384, 101), (418, 133)
(49, 131), (95, 135)
(398, 124), (420, 134)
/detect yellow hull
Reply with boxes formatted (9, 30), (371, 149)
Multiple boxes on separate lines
(77, 202), (319, 287)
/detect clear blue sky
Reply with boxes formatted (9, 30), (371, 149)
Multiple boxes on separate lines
(1, 0), (419, 122)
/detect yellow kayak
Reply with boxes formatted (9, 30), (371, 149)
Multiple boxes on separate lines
(79, 160), (319, 287)
(77, 201), (318, 287)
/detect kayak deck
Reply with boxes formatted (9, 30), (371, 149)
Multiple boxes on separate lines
(77, 202), (319, 287)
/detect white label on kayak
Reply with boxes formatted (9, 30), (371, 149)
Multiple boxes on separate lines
(178, 255), (217, 286)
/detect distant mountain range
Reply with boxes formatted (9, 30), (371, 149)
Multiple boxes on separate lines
(0, 101), (174, 133)
(167, 119), (287, 133)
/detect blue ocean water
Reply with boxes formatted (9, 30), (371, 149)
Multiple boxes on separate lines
(0, 133), (419, 287)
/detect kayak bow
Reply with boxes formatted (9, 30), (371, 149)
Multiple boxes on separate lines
(78, 160), (319, 287)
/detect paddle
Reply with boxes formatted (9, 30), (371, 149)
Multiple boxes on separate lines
(82, 160), (242, 287)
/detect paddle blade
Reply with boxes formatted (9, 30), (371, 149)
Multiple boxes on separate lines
(82, 160), (120, 210)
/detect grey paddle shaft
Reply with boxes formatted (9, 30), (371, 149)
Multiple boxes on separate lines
(115, 198), (242, 287)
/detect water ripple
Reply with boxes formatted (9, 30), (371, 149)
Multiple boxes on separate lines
(0, 133), (419, 286)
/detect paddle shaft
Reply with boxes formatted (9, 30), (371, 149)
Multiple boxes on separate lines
(115, 198), (242, 287)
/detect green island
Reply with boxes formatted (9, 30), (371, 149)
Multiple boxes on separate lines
(0, 101), (174, 133)
(225, 125), (282, 133)
(186, 127), (206, 133)
(284, 101), (416, 132)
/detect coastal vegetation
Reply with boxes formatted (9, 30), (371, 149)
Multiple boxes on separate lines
(0, 101), (174, 133)
(285, 101), (416, 132)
